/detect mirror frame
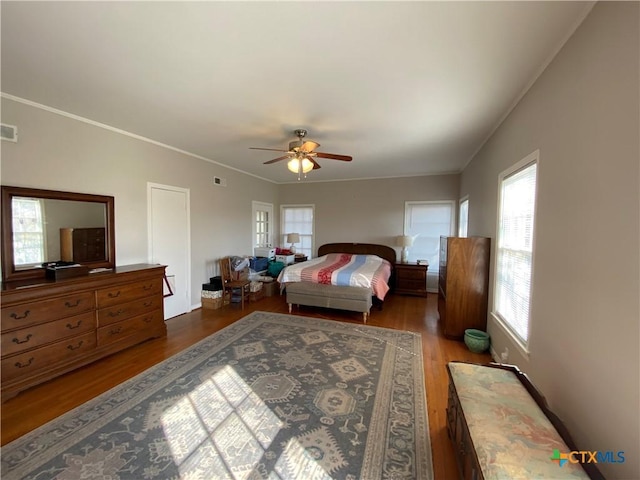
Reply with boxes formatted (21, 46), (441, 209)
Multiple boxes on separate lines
(1, 185), (115, 283)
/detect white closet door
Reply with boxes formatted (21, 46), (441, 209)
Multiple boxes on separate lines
(148, 183), (191, 320)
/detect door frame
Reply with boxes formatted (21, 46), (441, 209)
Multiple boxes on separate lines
(147, 182), (192, 316)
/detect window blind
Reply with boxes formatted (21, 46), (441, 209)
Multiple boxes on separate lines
(281, 205), (314, 258)
(495, 162), (537, 344)
(404, 201), (454, 268)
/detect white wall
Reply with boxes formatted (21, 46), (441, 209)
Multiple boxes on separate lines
(0, 98), (459, 306)
(278, 174), (460, 259)
(0, 98), (280, 307)
(461, 3), (639, 478)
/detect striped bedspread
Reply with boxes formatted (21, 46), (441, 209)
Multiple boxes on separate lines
(278, 253), (392, 300)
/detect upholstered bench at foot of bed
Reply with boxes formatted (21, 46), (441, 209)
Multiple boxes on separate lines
(285, 282), (372, 322)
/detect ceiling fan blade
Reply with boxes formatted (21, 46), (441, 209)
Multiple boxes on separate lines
(315, 152), (352, 162)
(300, 140), (320, 153)
(250, 147), (289, 153)
(263, 155), (291, 165)
(310, 158), (321, 170)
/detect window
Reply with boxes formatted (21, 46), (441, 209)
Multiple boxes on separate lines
(12, 197), (46, 267)
(281, 205), (314, 258)
(252, 201), (273, 248)
(458, 197), (469, 237)
(493, 151), (538, 347)
(404, 201), (455, 290)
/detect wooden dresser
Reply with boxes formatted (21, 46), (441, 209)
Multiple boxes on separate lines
(438, 237), (490, 339)
(60, 227), (106, 263)
(1, 264), (166, 400)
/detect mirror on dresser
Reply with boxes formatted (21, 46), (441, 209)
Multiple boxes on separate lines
(1, 186), (115, 282)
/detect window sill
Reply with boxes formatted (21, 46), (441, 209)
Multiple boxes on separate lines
(490, 311), (530, 359)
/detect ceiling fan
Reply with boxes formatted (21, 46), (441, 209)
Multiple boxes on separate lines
(250, 129), (352, 178)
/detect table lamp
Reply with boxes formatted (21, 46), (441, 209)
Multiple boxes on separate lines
(396, 235), (413, 263)
(286, 233), (300, 253)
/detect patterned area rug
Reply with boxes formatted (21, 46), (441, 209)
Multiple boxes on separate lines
(1, 311), (433, 480)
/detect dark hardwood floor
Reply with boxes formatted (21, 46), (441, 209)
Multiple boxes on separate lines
(0, 291), (491, 479)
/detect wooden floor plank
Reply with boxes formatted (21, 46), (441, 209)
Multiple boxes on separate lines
(0, 292), (491, 479)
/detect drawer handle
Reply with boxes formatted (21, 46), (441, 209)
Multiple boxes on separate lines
(10, 310), (30, 320)
(108, 291), (121, 298)
(108, 309), (124, 317)
(66, 320), (83, 329)
(67, 340), (84, 351)
(110, 326), (122, 335)
(143, 316), (152, 323)
(64, 300), (81, 308)
(144, 301), (153, 307)
(15, 357), (34, 368)
(459, 441), (466, 455)
(12, 334), (33, 345)
(143, 284), (153, 291)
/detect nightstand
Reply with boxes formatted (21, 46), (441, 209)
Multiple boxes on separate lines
(294, 255), (308, 263)
(395, 263), (428, 297)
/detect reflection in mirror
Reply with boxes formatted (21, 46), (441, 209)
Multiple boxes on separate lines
(1, 186), (115, 282)
(12, 197), (107, 269)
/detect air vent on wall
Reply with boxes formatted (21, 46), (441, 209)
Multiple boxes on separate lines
(213, 176), (227, 187)
(1, 124), (18, 142)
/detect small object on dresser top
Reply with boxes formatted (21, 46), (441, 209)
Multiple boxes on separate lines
(416, 259), (429, 266)
(89, 267), (113, 274)
(42, 260), (80, 268)
(45, 264), (89, 280)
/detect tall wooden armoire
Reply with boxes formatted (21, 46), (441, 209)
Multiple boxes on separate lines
(438, 236), (491, 339)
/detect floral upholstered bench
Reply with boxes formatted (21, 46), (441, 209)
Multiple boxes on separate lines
(446, 362), (604, 480)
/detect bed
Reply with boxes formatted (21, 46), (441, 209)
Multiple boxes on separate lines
(278, 243), (396, 321)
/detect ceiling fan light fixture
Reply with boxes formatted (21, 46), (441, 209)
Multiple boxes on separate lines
(287, 157), (314, 174)
(252, 128), (351, 176)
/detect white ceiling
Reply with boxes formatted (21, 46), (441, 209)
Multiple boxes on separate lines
(1, 1), (594, 184)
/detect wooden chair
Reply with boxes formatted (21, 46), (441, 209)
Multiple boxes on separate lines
(219, 257), (251, 309)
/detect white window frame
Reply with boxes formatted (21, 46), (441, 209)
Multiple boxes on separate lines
(252, 201), (273, 249)
(491, 150), (539, 353)
(458, 196), (469, 237)
(280, 204), (315, 258)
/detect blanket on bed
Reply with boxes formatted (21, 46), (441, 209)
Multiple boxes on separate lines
(278, 253), (392, 300)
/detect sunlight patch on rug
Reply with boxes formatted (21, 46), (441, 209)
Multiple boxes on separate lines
(1, 311), (433, 480)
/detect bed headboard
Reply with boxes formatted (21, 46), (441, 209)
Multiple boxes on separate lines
(318, 243), (397, 266)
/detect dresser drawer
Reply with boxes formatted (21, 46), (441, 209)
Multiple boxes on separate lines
(1, 332), (96, 382)
(398, 278), (427, 290)
(97, 295), (162, 327)
(96, 279), (162, 308)
(398, 269), (427, 280)
(1, 292), (95, 331)
(1, 311), (95, 357)
(97, 310), (163, 346)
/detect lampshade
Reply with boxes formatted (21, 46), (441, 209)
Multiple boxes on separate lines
(287, 157), (314, 174)
(396, 235), (413, 247)
(286, 233), (300, 244)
